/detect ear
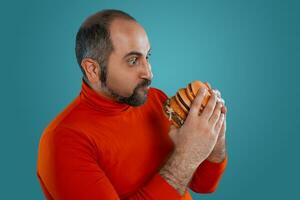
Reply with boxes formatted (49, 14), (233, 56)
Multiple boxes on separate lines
(81, 58), (100, 83)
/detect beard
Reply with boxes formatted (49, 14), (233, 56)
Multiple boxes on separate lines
(101, 75), (152, 107)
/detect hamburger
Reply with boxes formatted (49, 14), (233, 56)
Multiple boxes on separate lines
(163, 80), (212, 128)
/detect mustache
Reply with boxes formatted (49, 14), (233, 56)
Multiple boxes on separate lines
(137, 79), (152, 88)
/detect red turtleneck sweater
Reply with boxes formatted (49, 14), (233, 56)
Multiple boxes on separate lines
(37, 80), (227, 200)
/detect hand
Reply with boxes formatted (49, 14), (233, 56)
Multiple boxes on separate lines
(160, 87), (226, 195)
(168, 87), (225, 167)
(207, 88), (227, 163)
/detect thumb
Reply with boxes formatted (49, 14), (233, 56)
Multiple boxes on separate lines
(169, 124), (178, 141)
(170, 124), (177, 130)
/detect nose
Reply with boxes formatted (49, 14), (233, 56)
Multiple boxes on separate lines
(140, 59), (153, 80)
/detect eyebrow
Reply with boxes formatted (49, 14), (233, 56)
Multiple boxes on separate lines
(123, 48), (152, 59)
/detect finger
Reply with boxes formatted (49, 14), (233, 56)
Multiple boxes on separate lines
(170, 124), (178, 130)
(217, 116), (226, 140)
(213, 89), (226, 114)
(220, 117), (226, 135)
(209, 101), (223, 125)
(213, 89), (226, 105)
(201, 91), (218, 119)
(214, 113), (225, 133)
(214, 89), (221, 98)
(187, 87), (207, 118)
(204, 82), (212, 90)
(221, 105), (227, 114)
(169, 125), (177, 142)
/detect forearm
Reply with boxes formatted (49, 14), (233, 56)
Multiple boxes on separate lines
(159, 149), (205, 196)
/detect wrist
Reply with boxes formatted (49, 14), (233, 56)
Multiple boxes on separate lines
(159, 149), (200, 195)
(207, 149), (227, 163)
(174, 146), (206, 168)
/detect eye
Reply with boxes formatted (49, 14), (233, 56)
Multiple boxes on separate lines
(128, 57), (138, 65)
(146, 53), (151, 61)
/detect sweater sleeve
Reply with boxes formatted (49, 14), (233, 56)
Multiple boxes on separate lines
(189, 156), (228, 193)
(38, 126), (185, 200)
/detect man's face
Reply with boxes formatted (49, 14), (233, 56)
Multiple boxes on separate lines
(100, 19), (153, 106)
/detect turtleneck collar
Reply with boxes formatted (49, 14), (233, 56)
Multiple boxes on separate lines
(80, 79), (132, 115)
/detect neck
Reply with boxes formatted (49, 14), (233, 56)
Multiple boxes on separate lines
(80, 78), (131, 115)
(83, 78), (116, 102)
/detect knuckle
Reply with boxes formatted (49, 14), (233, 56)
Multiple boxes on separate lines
(192, 90), (206, 107)
(211, 113), (219, 122)
(202, 125), (211, 133)
(213, 93), (218, 100)
(209, 94), (217, 103)
(191, 99), (200, 109)
(219, 98), (225, 104)
(215, 121), (222, 130)
(218, 101), (224, 108)
(216, 114), (225, 126)
(188, 108), (197, 116)
(197, 89), (206, 98)
(206, 104), (213, 111)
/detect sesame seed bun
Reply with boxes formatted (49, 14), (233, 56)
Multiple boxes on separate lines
(175, 88), (191, 114)
(163, 80), (212, 128)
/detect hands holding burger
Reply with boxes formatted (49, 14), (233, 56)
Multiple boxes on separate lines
(160, 81), (227, 195)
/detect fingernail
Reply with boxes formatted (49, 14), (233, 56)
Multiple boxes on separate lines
(220, 98), (225, 104)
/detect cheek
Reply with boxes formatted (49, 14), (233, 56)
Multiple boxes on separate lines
(106, 66), (137, 96)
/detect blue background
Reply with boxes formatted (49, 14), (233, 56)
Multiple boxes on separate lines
(1, 0), (299, 199)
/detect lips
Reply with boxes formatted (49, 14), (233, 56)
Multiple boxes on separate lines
(163, 80), (212, 128)
(140, 85), (150, 91)
(139, 79), (151, 88)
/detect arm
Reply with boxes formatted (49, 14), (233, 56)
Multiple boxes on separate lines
(159, 145), (227, 195)
(37, 127), (184, 200)
(158, 88), (227, 196)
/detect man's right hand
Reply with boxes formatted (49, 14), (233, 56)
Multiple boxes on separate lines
(169, 87), (225, 166)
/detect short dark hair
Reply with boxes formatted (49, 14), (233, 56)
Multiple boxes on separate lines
(75, 9), (136, 82)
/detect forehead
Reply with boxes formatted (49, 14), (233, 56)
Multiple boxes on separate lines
(109, 19), (150, 55)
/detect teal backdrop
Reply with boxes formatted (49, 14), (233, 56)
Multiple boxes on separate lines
(1, 0), (299, 199)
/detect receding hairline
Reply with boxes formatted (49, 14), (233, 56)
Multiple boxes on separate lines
(80, 10), (136, 29)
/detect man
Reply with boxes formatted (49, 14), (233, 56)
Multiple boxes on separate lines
(37, 9), (228, 200)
